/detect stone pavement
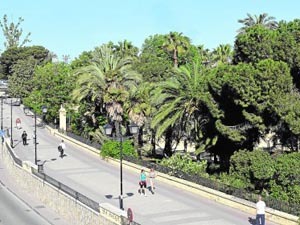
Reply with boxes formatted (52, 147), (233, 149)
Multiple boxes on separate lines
(1, 103), (279, 225)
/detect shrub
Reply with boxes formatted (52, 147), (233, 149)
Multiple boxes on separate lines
(229, 149), (275, 191)
(100, 139), (137, 159)
(218, 173), (250, 189)
(274, 152), (300, 187)
(160, 153), (208, 177)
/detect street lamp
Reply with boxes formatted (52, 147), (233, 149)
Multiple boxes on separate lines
(31, 105), (47, 165)
(1, 97), (3, 131)
(10, 98), (13, 148)
(103, 121), (138, 210)
(0, 96), (4, 143)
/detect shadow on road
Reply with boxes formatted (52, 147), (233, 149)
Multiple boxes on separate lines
(105, 193), (134, 200)
(39, 158), (57, 166)
(248, 217), (256, 225)
(12, 140), (21, 148)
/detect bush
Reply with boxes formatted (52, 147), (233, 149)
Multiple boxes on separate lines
(274, 152), (300, 187)
(100, 139), (138, 159)
(218, 173), (250, 189)
(160, 153), (208, 177)
(229, 149), (275, 191)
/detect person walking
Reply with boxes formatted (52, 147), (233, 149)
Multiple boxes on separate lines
(21, 131), (27, 145)
(139, 169), (147, 196)
(256, 195), (266, 225)
(58, 140), (66, 158)
(149, 167), (156, 194)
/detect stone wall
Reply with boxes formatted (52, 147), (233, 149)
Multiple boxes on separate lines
(1, 141), (127, 225)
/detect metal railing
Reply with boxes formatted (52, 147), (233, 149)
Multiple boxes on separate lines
(33, 171), (100, 212)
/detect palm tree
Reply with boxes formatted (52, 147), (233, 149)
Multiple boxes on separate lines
(72, 44), (141, 142)
(113, 40), (139, 58)
(126, 81), (154, 157)
(212, 44), (233, 65)
(163, 32), (191, 68)
(238, 13), (278, 34)
(151, 62), (213, 157)
(197, 45), (212, 66)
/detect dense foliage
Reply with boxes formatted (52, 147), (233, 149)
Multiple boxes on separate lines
(100, 139), (137, 159)
(160, 154), (208, 177)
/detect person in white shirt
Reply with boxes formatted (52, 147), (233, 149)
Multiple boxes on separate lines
(149, 167), (156, 194)
(256, 195), (266, 225)
(58, 140), (66, 158)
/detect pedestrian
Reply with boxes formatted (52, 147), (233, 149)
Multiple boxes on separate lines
(58, 140), (66, 158)
(139, 169), (147, 196)
(16, 118), (21, 130)
(21, 131), (27, 145)
(256, 195), (266, 225)
(149, 167), (156, 194)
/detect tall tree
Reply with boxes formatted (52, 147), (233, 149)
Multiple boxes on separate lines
(113, 40), (139, 58)
(151, 62), (214, 157)
(23, 62), (73, 121)
(8, 57), (38, 98)
(237, 13), (278, 34)
(163, 31), (191, 68)
(233, 26), (276, 64)
(135, 34), (172, 82)
(72, 44), (141, 143)
(0, 45), (51, 78)
(70, 51), (93, 70)
(207, 59), (294, 169)
(212, 44), (233, 65)
(0, 14), (31, 49)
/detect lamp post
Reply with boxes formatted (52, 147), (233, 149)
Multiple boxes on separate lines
(10, 98), (13, 148)
(103, 121), (138, 210)
(34, 111), (37, 164)
(24, 105), (47, 165)
(1, 97), (4, 144)
(1, 97), (3, 131)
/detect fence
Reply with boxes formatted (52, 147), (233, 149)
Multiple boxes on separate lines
(32, 170), (100, 212)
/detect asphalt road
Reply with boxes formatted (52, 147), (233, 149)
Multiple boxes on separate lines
(1, 100), (278, 225)
(0, 182), (52, 225)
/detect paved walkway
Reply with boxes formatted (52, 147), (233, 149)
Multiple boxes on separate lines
(1, 102), (278, 225)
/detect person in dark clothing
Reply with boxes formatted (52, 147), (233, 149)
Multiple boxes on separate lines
(21, 131), (28, 145)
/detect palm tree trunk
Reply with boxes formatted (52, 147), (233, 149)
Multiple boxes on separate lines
(151, 129), (156, 157)
(173, 48), (178, 68)
(164, 128), (173, 157)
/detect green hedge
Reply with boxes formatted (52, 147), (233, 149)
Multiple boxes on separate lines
(100, 139), (137, 159)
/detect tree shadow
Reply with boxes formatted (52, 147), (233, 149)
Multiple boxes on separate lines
(105, 193), (134, 200)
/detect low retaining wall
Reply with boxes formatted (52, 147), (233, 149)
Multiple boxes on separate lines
(1, 140), (128, 225)
(50, 128), (299, 225)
